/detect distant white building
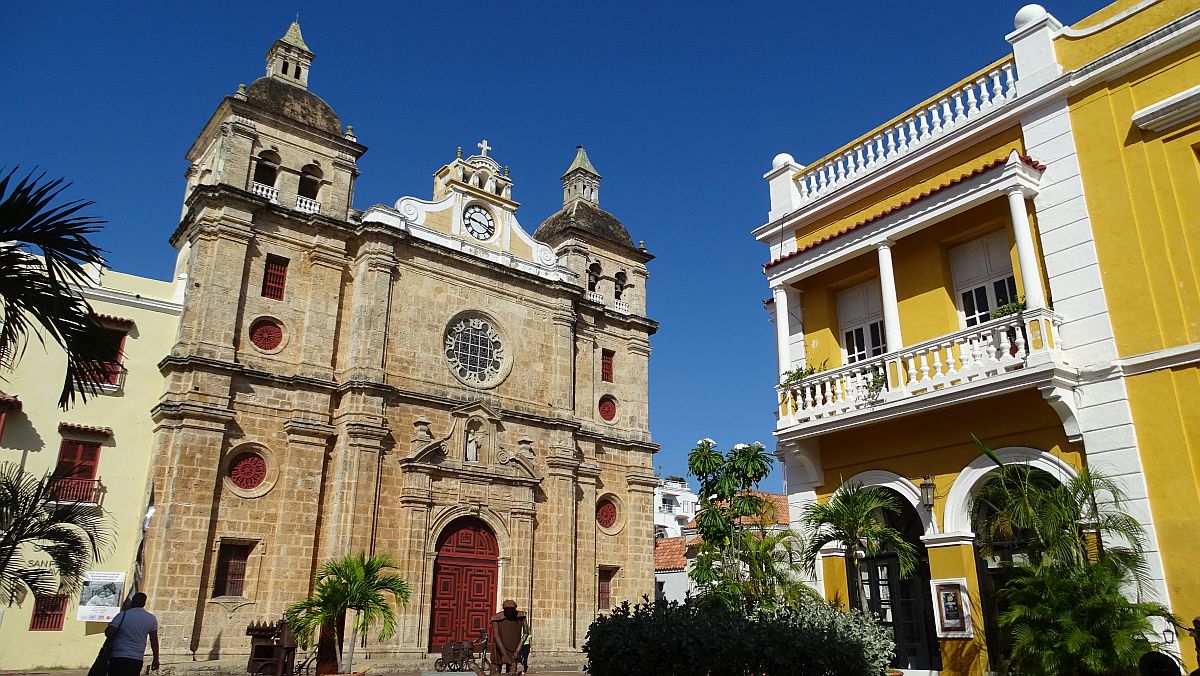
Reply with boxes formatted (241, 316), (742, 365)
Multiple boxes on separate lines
(653, 477), (698, 539)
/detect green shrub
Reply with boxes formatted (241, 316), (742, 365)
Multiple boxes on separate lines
(583, 598), (894, 676)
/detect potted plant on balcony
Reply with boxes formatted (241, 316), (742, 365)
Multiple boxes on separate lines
(285, 552), (411, 676)
(989, 297), (1026, 320)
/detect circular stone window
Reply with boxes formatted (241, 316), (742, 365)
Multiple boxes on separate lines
(249, 318), (284, 352)
(596, 498), (618, 529)
(228, 451), (267, 490)
(598, 396), (618, 422)
(444, 314), (509, 388)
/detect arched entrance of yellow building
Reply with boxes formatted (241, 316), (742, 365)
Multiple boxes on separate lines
(849, 491), (942, 671)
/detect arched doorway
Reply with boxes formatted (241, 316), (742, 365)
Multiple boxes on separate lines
(848, 490), (942, 671)
(429, 517), (499, 651)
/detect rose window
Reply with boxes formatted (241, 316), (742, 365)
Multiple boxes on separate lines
(249, 319), (283, 351)
(228, 452), (267, 490)
(598, 396), (617, 422)
(445, 316), (504, 386)
(596, 499), (618, 529)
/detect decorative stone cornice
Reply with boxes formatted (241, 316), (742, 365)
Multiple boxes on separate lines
(284, 417), (336, 442)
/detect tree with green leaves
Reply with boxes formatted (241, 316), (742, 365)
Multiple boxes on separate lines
(0, 169), (121, 409)
(799, 480), (917, 614)
(969, 437), (1174, 675)
(0, 461), (113, 606)
(285, 552), (411, 675)
(687, 438), (815, 612)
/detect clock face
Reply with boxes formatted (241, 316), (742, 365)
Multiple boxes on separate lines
(463, 205), (495, 241)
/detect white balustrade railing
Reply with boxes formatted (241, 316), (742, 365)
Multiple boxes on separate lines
(586, 291), (605, 304)
(614, 299), (630, 314)
(295, 195), (321, 214)
(777, 308), (1059, 428)
(792, 59), (1019, 208)
(252, 182), (278, 203)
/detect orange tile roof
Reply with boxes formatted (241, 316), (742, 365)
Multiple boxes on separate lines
(94, 313), (135, 327)
(655, 536), (695, 572)
(764, 154), (1047, 271)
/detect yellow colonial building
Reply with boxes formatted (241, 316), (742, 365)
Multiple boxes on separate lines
(0, 267), (182, 669)
(757, 1), (1199, 673)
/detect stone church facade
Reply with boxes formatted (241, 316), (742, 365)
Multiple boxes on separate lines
(141, 22), (658, 663)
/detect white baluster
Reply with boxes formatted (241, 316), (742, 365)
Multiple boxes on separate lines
(807, 174), (818, 197)
(818, 167), (829, 192)
(944, 341), (959, 376)
(855, 146), (867, 176)
(929, 105), (942, 136)
(886, 127), (898, 157)
(822, 379), (833, 408)
(905, 117), (918, 150)
(906, 354), (918, 387)
(835, 158), (846, 183)
(999, 326), (1013, 360)
(931, 346), (944, 379)
(953, 90), (967, 124)
(984, 333), (999, 365)
(804, 383), (815, 410)
(873, 135), (885, 165)
(970, 338), (984, 372)
(918, 353), (931, 382)
(940, 98), (954, 131)
(1003, 63), (1017, 99)
(1014, 322), (1027, 356)
(865, 139), (877, 168)
(918, 111), (931, 141)
(966, 82), (979, 116)
(977, 76), (992, 110)
(844, 150), (857, 179)
(990, 70), (1004, 105)
(798, 177), (809, 200)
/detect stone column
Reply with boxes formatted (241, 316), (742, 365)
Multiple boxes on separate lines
(876, 241), (904, 351)
(1006, 187), (1047, 310)
(267, 419), (335, 614)
(396, 472), (433, 652)
(624, 471), (659, 604)
(551, 309), (576, 413)
(175, 216), (254, 362)
(298, 245), (345, 380)
(344, 233), (395, 382)
(320, 418), (389, 559)
(573, 462), (602, 648)
(537, 452), (580, 653)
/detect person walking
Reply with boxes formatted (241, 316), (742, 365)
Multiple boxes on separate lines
(518, 630), (532, 672)
(105, 592), (160, 676)
(489, 599), (529, 674)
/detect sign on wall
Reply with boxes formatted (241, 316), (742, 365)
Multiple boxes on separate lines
(77, 572), (125, 622)
(929, 577), (973, 639)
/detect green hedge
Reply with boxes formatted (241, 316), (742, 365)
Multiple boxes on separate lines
(583, 598), (894, 676)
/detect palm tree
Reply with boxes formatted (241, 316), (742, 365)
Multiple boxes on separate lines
(286, 552), (411, 675)
(0, 461), (113, 605)
(800, 481), (917, 614)
(970, 441), (1150, 587)
(737, 526), (821, 611)
(0, 169), (121, 408)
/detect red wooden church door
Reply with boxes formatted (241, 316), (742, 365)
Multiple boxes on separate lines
(429, 517), (499, 651)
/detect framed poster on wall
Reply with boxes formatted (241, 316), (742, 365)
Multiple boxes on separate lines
(929, 577), (973, 638)
(77, 571), (125, 622)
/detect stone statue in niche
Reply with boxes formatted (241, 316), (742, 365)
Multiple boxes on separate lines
(465, 428), (479, 462)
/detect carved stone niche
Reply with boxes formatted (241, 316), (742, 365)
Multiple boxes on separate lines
(404, 401), (503, 467)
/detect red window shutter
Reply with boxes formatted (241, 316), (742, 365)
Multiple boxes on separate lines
(30, 594), (68, 631)
(598, 570), (613, 610)
(261, 256), (289, 300)
(214, 543), (252, 597)
(601, 350), (614, 383)
(56, 440), (100, 480)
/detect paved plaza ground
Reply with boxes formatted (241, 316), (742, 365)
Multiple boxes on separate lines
(2, 669), (585, 676)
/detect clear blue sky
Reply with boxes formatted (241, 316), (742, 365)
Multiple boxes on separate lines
(3, 1), (1101, 491)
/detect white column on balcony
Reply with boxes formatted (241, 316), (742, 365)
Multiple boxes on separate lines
(772, 284), (803, 378)
(875, 241), (904, 351)
(1006, 187), (1047, 310)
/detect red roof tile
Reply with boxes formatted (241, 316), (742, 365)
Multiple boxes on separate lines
(654, 536), (694, 572)
(94, 313), (135, 327)
(58, 421), (114, 438)
(763, 154), (1046, 272)
(0, 391), (21, 411)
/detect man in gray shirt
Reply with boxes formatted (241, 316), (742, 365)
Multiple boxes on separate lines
(105, 592), (160, 676)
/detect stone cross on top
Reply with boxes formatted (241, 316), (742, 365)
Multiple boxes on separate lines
(477, 139), (492, 157)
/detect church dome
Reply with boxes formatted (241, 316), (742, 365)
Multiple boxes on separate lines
(535, 199), (635, 249)
(244, 77), (342, 135)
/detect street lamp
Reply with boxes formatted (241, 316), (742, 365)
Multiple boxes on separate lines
(920, 475), (936, 510)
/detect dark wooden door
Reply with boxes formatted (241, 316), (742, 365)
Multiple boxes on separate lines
(429, 518), (498, 651)
(854, 554), (942, 670)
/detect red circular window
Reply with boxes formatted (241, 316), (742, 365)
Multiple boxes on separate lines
(597, 499), (618, 529)
(598, 396), (617, 422)
(249, 319), (283, 351)
(228, 452), (267, 490)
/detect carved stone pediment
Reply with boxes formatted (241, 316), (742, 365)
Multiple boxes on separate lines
(400, 402), (542, 485)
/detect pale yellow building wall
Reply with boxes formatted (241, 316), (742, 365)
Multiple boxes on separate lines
(0, 268), (180, 669)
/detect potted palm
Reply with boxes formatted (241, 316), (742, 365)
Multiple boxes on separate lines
(285, 552), (411, 676)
